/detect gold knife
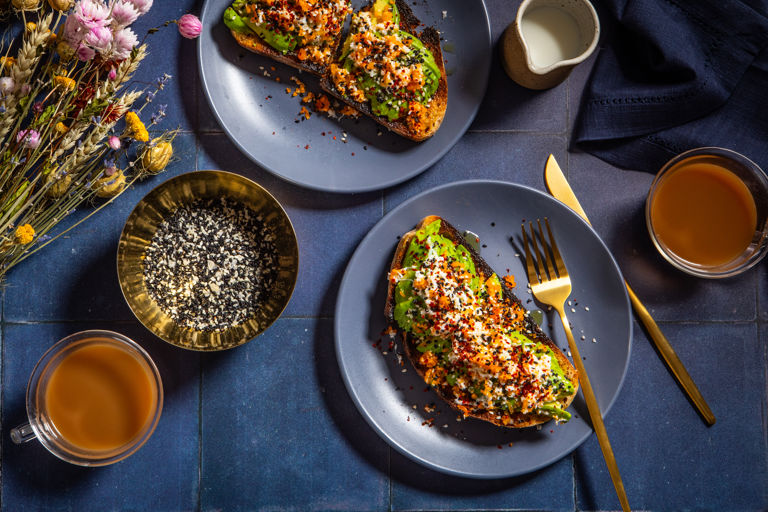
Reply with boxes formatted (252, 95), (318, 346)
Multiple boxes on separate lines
(544, 154), (716, 426)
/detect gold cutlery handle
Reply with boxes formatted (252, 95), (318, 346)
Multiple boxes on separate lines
(557, 308), (631, 512)
(625, 283), (716, 425)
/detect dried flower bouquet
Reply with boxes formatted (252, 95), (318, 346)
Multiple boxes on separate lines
(0, 0), (177, 279)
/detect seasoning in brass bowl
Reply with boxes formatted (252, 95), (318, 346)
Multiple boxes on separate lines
(117, 170), (298, 351)
(143, 197), (278, 332)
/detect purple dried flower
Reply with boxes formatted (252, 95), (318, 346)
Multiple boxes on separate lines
(108, 135), (121, 150)
(108, 68), (117, 80)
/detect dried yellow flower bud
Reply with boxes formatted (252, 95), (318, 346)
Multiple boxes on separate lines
(12, 0), (39, 10)
(55, 122), (69, 134)
(26, 22), (37, 32)
(45, 173), (72, 198)
(53, 75), (76, 91)
(0, 56), (16, 70)
(124, 111), (149, 142)
(56, 40), (75, 61)
(142, 140), (173, 172)
(93, 170), (126, 198)
(47, 0), (72, 10)
(14, 224), (35, 245)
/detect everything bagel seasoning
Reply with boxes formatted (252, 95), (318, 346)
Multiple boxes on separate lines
(143, 197), (277, 332)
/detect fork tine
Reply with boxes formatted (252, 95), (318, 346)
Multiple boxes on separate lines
(544, 218), (568, 278)
(528, 221), (550, 281)
(536, 219), (557, 279)
(521, 222), (539, 284)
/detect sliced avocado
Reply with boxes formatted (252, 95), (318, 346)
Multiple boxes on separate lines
(223, 7), (249, 34)
(241, 16), (297, 53)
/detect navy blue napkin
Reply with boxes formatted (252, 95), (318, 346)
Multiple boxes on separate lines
(573, 0), (768, 173)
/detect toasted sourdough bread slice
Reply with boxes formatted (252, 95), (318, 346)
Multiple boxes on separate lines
(227, 1), (352, 76)
(319, 0), (448, 141)
(385, 216), (580, 428)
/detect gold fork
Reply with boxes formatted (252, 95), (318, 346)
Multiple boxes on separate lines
(522, 218), (630, 512)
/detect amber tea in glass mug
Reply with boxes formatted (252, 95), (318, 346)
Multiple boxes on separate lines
(646, 147), (768, 278)
(10, 330), (163, 466)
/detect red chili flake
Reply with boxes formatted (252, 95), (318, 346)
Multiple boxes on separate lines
(321, 132), (326, 136)
(304, 144), (310, 150)
(497, 445), (503, 449)
(351, 152), (355, 156)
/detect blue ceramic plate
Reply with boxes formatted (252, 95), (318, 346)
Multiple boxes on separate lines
(198, 0), (491, 193)
(335, 180), (632, 478)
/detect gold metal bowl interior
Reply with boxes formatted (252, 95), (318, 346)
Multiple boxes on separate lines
(117, 170), (298, 351)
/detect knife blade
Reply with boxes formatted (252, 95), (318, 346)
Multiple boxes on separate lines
(544, 154), (716, 426)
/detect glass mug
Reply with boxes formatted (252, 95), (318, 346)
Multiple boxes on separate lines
(10, 330), (163, 466)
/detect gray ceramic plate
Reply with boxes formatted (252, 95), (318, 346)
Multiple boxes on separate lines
(334, 180), (632, 478)
(198, 0), (491, 193)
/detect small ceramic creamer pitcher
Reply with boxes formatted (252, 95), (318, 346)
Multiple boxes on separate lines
(501, 0), (600, 90)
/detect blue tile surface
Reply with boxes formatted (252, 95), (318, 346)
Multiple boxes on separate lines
(575, 322), (768, 511)
(1, 0), (766, 510)
(200, 318), (389, 511)
(391, 454), (575, 511)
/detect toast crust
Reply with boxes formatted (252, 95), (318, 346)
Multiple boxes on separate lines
(386, 216), (580, 428)
(230, 29), (329, 76)
(319, 0), (448, 141)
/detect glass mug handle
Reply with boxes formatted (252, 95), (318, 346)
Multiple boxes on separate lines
(10, 422), (37, 444)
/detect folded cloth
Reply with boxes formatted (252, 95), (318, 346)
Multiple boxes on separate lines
(573, 0), (768, 173)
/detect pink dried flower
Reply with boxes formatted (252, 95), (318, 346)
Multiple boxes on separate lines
(63, 0), (111, 48)
(74, 0), (110, 29)
(108, 68), (117, 80)
(126, 0), (151, 15)
(108, 135), (121, 150)
(110, 0), (139, 28)
(107, 26), (138, 60)
(177, 14), (202, 39)
(17, 129), (41, 149)
(77, 43), (97, 61)
(85, 24), (113, 52)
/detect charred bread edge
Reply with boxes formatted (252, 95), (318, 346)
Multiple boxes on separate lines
(319, 0), (448, 141)
(385, 215), (579, 428)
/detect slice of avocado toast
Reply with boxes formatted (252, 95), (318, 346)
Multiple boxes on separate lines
(223, 0), (353, 76)
(319, 0), (448, 141)
(385, 216), (580, 428)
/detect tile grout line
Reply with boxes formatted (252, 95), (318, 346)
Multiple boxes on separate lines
(197, 353), (204, 512)
(1, 285), (4, 511)
(195, 134), (203, 512)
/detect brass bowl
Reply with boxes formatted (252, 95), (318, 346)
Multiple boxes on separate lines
(117, 170), (299, 351)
